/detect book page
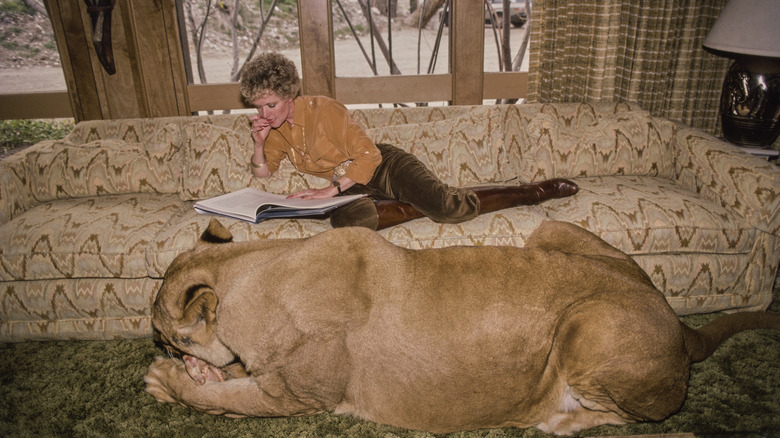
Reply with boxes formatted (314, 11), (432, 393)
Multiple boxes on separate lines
(193, 188), (367, 222)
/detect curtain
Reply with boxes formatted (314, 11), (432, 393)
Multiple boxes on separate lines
(527, 0), (731, 134)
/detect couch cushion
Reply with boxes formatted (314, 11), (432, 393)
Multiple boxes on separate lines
(146, 209), (332, 277)
(26, 131), (182, 203)
(507, 110), (676, 182)
(544, 176), (755, 255)
(0, 194), (186, 281)
(146, 200), (552, 276)
(180, 123), (255, 201)
(366, 107), (513, 186)
(380, 204), (550, 250)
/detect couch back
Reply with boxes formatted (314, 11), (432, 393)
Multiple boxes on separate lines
(499, 102), (677, 183)
(0, 102), (678, 224)
(355, 101), (677, 185)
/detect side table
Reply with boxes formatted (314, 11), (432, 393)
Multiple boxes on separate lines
(737, 146), (779, 163)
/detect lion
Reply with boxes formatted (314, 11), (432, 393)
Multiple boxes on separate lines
(145, 218), (780, 434)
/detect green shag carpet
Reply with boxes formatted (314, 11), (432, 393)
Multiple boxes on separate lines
(2, 285), (779, 437)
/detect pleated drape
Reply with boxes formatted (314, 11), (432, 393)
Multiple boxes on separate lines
(527, 0), (731, 134)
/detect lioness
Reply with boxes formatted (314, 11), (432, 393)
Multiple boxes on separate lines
(145, 219), (779, 434)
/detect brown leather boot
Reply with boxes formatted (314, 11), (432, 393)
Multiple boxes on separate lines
(472, 178), (580, 215)
(375, 200), (426, 230)
(367, 178), (579, 230)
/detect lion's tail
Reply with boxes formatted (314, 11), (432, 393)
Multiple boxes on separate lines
(682, 312), (780, 363)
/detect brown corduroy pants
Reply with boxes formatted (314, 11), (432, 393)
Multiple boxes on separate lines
(330, 144), (479, 228)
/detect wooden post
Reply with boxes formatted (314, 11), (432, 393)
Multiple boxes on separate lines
(297, 0), (336, 97)
(45, 0), (189, 121)
(450, 0), (485, 105)
(45, 0), (102, 121)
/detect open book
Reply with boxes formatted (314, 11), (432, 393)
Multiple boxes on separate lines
(193, 187), (367, 223)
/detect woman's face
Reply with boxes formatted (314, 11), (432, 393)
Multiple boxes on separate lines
(251, 92), (294, 128)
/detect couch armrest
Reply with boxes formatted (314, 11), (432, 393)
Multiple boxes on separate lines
(0, 142), (49, 225)
(673, 124), (780, 235)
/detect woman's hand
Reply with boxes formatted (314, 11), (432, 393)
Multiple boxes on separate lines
(249, 115), (272, 178)
(286, 177), (356, 200)
(250, 115), (272, 145)
(286, 186), (338, 200)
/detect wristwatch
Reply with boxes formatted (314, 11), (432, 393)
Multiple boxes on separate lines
(333, 181), (342, 194)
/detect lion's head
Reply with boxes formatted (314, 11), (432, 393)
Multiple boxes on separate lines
(152, 219), (238, 368)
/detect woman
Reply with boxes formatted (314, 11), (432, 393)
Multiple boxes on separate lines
(239, 52), (579, 230)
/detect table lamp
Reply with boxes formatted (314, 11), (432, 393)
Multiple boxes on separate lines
(703, 0), (780, 148)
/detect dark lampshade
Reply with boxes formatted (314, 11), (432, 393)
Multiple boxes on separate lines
(703, 0), (780, 148)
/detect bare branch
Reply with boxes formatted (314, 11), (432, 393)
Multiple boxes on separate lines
(486, 1), (503, 71)
(334, 0), (378, 75)
(184, 0), (213, 85)
(233, 0), (278, 82)
(504, 0), (531, 103)
(357, 0), (401, 75)
(511, 0), (531, 72)
(230, 0), (240, 80)
(501, 0), (512, 72)
(404, 0), (444, 27)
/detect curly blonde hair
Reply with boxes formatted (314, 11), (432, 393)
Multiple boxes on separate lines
(239, 52), (301, 101)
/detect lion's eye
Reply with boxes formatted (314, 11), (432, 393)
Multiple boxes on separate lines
(172, 334), (195, 347)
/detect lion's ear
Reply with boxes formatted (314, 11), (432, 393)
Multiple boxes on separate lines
(181, 286), (219, 327)
(199, 218), (233, 244)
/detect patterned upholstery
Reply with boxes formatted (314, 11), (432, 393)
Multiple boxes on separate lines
(366, 105), (513, 186)
(0, 194), (187, 281)
(1, 102), (779, 341)
(179, 123), (254, 200)
(1, 278), (158, 339)
(507, 109), (677, 181)
(26, 138), (182, 201)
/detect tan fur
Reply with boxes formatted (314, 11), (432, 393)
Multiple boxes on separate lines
(145, 219), (780, 434)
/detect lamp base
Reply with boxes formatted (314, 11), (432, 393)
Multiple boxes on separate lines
(719, 57), (780, 148)
(721, 113), (780, 147)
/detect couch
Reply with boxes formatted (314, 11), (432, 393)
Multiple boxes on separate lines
(1, 102), (779, 342)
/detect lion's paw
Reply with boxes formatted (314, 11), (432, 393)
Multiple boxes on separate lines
(144, 357), (186, 404)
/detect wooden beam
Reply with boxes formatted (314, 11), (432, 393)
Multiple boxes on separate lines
(45, 0), (102, 121)
(450, 1), (485, 105)
(482, 72), (528, 100)
(93, 1), (140, 119)
(297, 0), (335, 97)
(0, 92), (73, 119)
(187, 83), (245, 112)
(335, 74), (452, 104)
(171, 71), (530, 113)
(122, 0), (190, 117)
(39, 0), (190, 121)
(187, 73), (456, 111)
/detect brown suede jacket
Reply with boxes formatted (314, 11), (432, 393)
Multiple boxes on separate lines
(262, 96), (382, 185)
